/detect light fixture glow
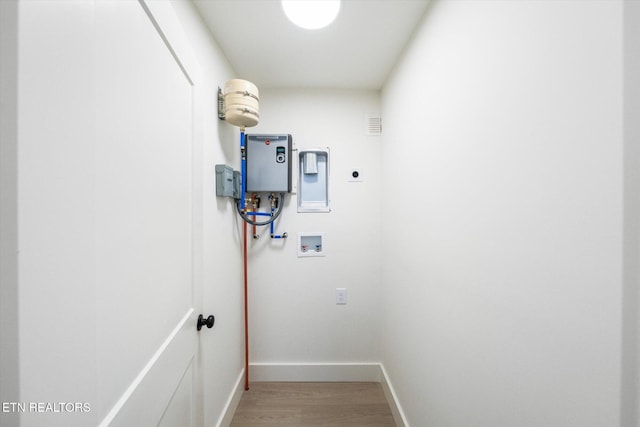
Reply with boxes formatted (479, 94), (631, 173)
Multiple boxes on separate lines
(282, 0), (341, 30)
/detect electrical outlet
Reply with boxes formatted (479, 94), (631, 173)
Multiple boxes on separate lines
(335, 288), (347, 305)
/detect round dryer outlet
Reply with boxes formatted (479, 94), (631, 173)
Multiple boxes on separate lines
(348, 169), (363, 182)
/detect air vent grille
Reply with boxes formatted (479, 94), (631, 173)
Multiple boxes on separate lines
(366, 115), (382, 136)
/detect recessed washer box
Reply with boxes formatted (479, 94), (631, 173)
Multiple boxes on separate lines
(297, 232), (325, 257)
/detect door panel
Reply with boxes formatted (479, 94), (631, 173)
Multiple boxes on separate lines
(158, 361), (195, 427)
(101, 310), (195, 426)
(95, 1), (196, 424)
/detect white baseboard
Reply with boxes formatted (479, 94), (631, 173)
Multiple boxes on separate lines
(216, 369), (245, 427)
(249, 362), (382, 382)
(248, 362), (408, 427)
(379, 364), (409, 427)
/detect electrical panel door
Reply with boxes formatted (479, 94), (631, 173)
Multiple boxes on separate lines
(246, 134), (292, 193)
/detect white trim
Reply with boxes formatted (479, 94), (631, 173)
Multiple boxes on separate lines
(249, 362), (381, 382)
(98, 309), (195, 427)
(379, 363), (410, 427)
(138, 0), (199, 85)
(248, 362), (409, 426)
(216, 369), (246, 427)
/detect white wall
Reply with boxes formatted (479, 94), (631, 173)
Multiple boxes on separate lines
(380, 1), (623, 426)
(245, 89), (383, 370)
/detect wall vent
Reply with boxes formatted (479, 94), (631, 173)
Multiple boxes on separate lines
(366, 115), (382, 136)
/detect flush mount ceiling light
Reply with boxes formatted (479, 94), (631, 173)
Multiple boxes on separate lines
(282, 0), (341, 30)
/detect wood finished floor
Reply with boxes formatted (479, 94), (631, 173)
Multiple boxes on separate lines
(230, 382), (396, 427)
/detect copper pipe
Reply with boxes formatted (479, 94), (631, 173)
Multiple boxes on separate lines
(243, 220), (250, 390)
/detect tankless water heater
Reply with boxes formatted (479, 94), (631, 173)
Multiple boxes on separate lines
(245, 134), (292, 193)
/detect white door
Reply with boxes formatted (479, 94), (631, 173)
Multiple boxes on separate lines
(94, 2), (201, 425)
(9, 1), (203, 425)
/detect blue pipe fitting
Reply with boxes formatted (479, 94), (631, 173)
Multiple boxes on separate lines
(240, 130), (247, 211)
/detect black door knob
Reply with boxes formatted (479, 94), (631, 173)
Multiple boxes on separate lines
(197, 314), (215, 331)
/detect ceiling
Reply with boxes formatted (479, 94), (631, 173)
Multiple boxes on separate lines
(192, 0), (431, 90)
